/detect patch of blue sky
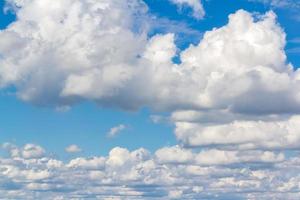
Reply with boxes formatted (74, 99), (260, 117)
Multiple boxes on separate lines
(0, 0), (15, 29)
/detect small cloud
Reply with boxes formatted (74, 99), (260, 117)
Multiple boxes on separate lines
(65, 145), (82, 153)
(169, 0), (205, 20)
(22, 144), (45, 159)
(107, 124), (127, 138)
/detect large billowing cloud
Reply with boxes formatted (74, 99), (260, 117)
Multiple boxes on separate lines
(1, 1), (300, 115)
(0, 143), (297, 199)
(0, 0), (148, 108)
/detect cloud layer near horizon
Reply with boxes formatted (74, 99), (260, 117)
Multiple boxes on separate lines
(1, 143), (300, 200)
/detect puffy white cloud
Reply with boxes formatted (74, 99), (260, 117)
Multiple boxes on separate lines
(143, 9), (300, 152)
(67, 156), (105, 170)
(0, 0), (148, 108)
(177, 10), (300, 114)
(155, 145), (193, 164)
(169, 0), (205, 19)
(107, 124), (127, 138)
(106, 147), (131, 167)
(1, 1), (300, 117)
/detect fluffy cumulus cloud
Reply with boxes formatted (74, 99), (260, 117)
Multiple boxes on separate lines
(168, 0), (205, 19)
(1, 0), (300, 114)
(1, 143), (299, 199)
(0, 0), (148, 108)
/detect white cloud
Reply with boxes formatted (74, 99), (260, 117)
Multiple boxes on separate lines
(155, 145), (193, 164)
(107, 124), (127, 138)
(67, 156), (105, 170)
(154, 146), (284, 166)
(175, 115), (300, 150)
(0, 143), (298, 199)
(169, 0), (205, 19)
(195, 149), (284, 165)
(1, 1), (300, 118)
(3, 143), (45, 159)
(0, 0), (148, 108)
(1, 2), (300, 199)
(65, 144), (82, 153)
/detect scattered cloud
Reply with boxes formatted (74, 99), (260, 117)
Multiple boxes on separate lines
(0, 143), (298, 199)
(1, 0), (300, 199)
(107, 124), (127, 138)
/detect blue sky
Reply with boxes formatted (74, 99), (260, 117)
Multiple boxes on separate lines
(1, 0), (300, 199)
(0, 93), (175, 158)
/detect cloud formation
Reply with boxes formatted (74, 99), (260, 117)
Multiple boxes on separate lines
(1, 0), (300, 199)
(0, 0), (148, 108)
(0, 143), (298, 199)
(1, 1), (300, 116)
(174, 115), (300, 150)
